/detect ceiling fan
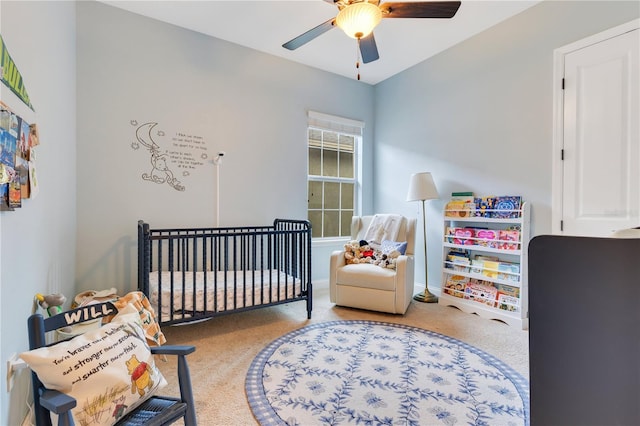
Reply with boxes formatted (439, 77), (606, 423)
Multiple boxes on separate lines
(282, 0), (462, 65)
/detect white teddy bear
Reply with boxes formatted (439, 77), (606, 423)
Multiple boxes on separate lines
(373, 248), (401, 269)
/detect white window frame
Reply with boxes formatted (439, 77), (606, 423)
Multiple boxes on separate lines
(307, 111), (363, 241)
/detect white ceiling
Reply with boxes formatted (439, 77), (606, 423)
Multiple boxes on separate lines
(100, 0), (540, 85)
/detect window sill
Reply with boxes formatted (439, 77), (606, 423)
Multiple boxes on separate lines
(312, 237), (350, 247)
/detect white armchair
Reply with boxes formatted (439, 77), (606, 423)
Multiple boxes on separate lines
(330, 215), (417, 314)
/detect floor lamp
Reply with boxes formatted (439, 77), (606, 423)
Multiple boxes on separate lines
(406, 172), (439, 303)
(213, 151), (225, 227)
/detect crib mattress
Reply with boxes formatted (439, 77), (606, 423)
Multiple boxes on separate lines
(149, 269), (302, 321)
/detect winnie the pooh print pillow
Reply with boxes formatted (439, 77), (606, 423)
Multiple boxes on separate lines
(20, 304), (167, 426)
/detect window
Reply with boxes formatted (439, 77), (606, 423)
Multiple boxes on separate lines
(307, 111), (363, 239)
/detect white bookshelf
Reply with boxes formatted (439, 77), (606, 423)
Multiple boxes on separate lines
(438, 201), (530, 329)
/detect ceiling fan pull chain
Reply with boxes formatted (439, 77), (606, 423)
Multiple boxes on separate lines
(356, 38), (361, 81)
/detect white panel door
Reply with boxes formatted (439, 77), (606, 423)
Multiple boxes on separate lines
(562, 28), (639, 237)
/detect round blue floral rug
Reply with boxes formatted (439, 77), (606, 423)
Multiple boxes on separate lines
(246, 320), (529, 426)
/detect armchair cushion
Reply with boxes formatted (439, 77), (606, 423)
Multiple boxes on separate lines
(20, 304), (167, 426)
(337, 263), (400, 291)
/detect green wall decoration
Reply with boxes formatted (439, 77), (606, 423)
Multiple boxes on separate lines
(1, 34), (34, 111)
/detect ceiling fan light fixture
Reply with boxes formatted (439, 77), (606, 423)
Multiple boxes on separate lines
(336, 1), (382, 39)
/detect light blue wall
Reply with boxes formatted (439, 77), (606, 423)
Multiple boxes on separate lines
(75, 1), (375, 295)
(373, 0), (639, 293)
(0, 1), (77, 424)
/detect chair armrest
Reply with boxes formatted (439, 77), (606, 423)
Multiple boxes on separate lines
(330, 251), (347, 303)
(394, 254), (412, 268)
(330, 250), (347, 268)
(395, 254), (415, 279)
(150, 345), (195, 356)
(40, 389), (75, 426)
(40, 389), (76, 413)
(150, 344), (198, 425)
(394, 254), (415, 314)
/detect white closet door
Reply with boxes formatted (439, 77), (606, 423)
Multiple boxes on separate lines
(562, 28), (639, 237)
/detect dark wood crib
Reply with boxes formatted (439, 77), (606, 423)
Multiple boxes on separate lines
(138, 219), (312, 326)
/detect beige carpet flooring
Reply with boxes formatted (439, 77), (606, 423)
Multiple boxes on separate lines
(156, 285), (529, 425)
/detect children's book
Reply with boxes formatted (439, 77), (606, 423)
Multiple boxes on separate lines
(481, 260), (499, 279)
(498, 229), (520, 250)
(471, 259), (484, 274)
(445, 200), (475, 217)
(494, 283), (520, 312)
(446, 250), (470, 272)
(497, 294), (520, 312)
(492, 196), (522, 218)
(473, 196), (496, 217)
(476, 229), (499, 248)
(446, 227), (476, 245)
(464, 281), (497, 306)
(451, 191), (474, 199)
(444, 274), (468, 298)
(496, 262), (520, 282)
(494, 283), (519, 298)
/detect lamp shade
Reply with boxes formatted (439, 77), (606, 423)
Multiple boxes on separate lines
(336, 1), (382, 39)
(406, 172), (439, 202)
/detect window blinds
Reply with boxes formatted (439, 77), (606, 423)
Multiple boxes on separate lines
(308, 111), (364, 137)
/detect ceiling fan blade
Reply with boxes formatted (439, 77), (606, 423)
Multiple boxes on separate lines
(380, 1), (461, 19)
(282, 18), (336, 50)
(359, 33), (380, 64)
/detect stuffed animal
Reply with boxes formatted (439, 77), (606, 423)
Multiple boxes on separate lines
(35, 293), (66, 316)
(374, 248), (401, 269)
(343, 240), (361, 264)
(71, 287), (118, 309)
(384, 249), (401, 269)
(344, 240), (379, 264)
(358, 240), (377, 263)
